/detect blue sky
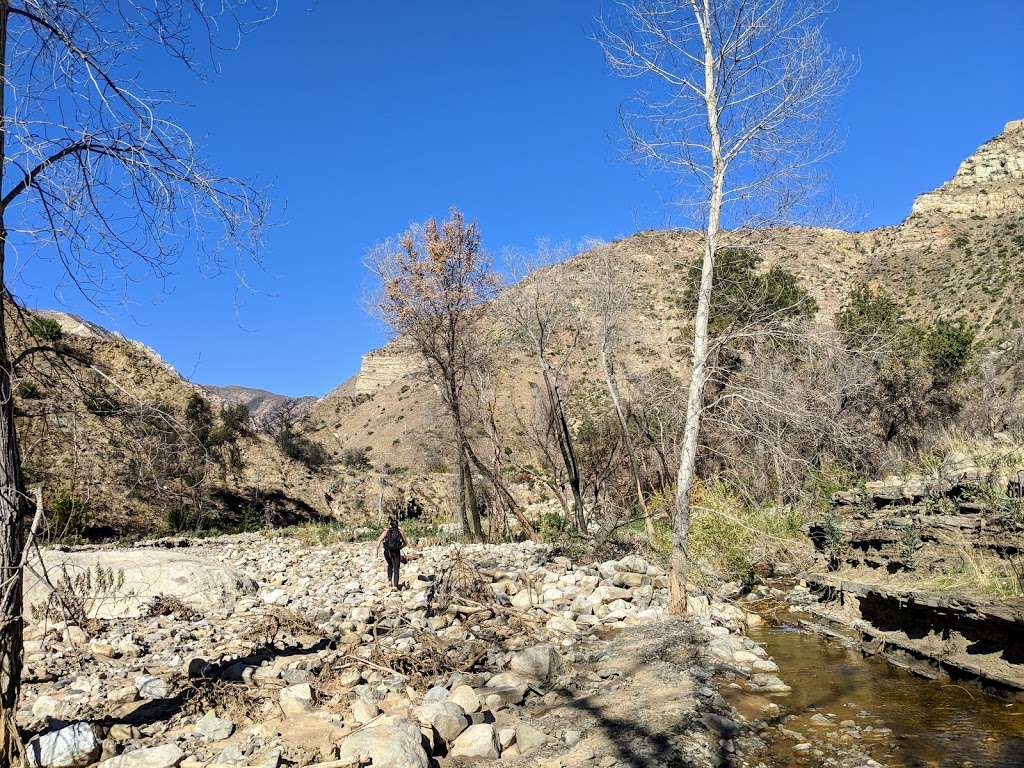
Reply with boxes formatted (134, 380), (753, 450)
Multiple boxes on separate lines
(12, 1), (1024, 397)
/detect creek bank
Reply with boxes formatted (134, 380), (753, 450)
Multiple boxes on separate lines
(18, 534), (796, 768)
(800, 455), (1024, 696)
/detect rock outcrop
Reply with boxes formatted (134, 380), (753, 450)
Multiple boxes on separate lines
(911, 119), (1024, 218)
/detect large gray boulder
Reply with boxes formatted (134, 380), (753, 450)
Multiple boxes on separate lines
(95, 745), (185, 768)
(413, 701), (468, 743)
(334, 715), (429, 768)
(24, 548), (257, 620)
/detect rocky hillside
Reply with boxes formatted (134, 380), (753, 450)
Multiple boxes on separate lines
(11, 308), (333, 538)
(307, 119), (1024, 475)
(18, 120), (1024, 531)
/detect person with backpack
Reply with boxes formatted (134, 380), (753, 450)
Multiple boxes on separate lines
(375, 516), (409, 589)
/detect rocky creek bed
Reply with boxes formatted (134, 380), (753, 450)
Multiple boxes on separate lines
(19, 534), (840, 768)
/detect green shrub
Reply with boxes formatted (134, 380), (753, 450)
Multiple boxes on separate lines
(281, 431), (330, 469)
(16, 381), (43, 400)
(682, 247), (817, 335)
(28, 316), (63, 343)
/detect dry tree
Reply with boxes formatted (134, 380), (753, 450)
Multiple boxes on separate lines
(0, 2), (274, 757)
(367, 210), (538, 543)
(598, 0), (854, 611)
(499, 242), (588, 533)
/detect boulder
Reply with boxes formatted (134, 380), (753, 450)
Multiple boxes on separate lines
(195, 711), (234, 742)
(451, 723), (500, 759)
(414, 701), (468, 743)
(483, 672), (530, 705)
(615, 555), (648, 574)
(27, 723), (101, 768)
(544, 615), (578, 635)
(611, 571), (645, 588)
(510, 645), (562, 683)
(449, 684), (481, 714)
(335, 715), (429, 768)
(514, 722), (551, 754)
(279, 683), (313, 716)
(95, 745), (184, 768)
(134, 676), (170, 700)
(24, 549), (257, 620)
(351, 694), (382, 724)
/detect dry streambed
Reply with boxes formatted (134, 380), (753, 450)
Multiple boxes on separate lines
(20, 534), (864, 768)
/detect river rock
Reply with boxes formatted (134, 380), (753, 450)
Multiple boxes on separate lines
(451, 723), (500, 759)
(514, 721), (551, 754)
(195, 711), (234, 742)
(279, 683), (313, 716)
(484, 672), (530, 704)
(510, 644), (562, 683)
(449, 684), (481, 713)
(414, 701), (468, 742)
(27, 722), (101, 768)
(134, 676), (170, 700)
(335, 715), (429, 768)
(95, 744), (184, 768)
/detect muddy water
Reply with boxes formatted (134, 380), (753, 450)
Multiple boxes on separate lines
(727, 622), (1024, 767)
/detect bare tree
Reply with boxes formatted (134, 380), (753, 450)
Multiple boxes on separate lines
(369, 210), (539, 544)
(599, 0), (852, 612)
(0, 1), (272, 756)
(583, 242), (657, 540)
(501, 243), (588, 532)
(368, 210), (491, 541)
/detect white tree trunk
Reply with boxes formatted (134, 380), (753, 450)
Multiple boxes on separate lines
(669, 9), (725, 613)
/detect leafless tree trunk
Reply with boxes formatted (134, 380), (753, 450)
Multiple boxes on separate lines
(584, 244), (656, 540)
(600, 0), (852, 613)
(501, 245), (587, 533)
(0, 7), (26, 756)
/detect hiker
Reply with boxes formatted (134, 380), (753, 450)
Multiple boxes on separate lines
(376, 516), (408, 589)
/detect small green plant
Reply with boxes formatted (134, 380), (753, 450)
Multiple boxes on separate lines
(16, 381), (43, 400)
(820, 514), (847, 570)
(898, 525), (922, 569)
(28, 316), (63, 343)
(49, 493), (92, 541)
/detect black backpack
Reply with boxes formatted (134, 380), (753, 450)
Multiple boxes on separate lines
(384, 524), (403, 551)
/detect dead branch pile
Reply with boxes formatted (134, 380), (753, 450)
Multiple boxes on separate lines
(182, 678), (271, 723)
(426, 551), (492, 616)
(146, 594), (199, 621)
(252, 606), (321, 646)
(365, 625), (486, 689)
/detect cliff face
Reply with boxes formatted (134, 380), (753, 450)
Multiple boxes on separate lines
(911, 120), (1024, 218)
(352, 342), (423, 396)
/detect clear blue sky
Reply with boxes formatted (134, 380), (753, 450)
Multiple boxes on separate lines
(13, 1), (1024, 397)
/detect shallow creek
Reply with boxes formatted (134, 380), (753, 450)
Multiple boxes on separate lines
(724, 621), (1024, 767)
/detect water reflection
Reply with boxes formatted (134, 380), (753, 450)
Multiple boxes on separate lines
(732, 623), (1024, 767)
